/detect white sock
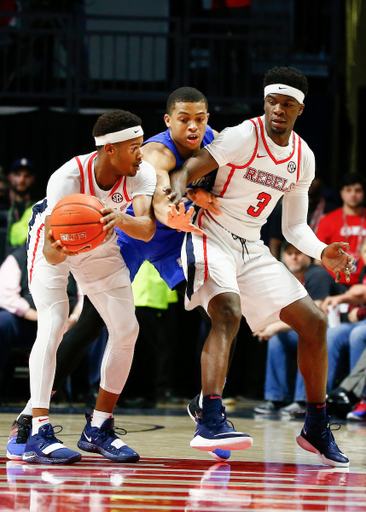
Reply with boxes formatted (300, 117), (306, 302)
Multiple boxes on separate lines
(91, 410), (112, 428)
(17, 399), (33, 420)
(199, 392), (203, 409)
(32, 416), (50, 435)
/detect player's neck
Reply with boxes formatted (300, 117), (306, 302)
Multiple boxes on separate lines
(343, 204), (364, 216)
(173, 138), (201, 160)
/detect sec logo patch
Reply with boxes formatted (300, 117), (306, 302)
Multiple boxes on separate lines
(112, 193), (123, 203)
(287, 161), (296, 173)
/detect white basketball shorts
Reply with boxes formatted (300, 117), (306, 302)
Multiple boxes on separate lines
(182, 211), (307, 332)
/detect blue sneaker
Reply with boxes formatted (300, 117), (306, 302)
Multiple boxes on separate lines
(296, 416), (349, 467)
(190, 406), (253, 451)
(187, 395), (231, 461)
(6, 415), (32, 460)
(77, 413), (140, 462)
(22, 423), (82, 464)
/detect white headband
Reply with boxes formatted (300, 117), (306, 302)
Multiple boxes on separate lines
(264, 84), (305, 104)
(94, 126), (144, 146)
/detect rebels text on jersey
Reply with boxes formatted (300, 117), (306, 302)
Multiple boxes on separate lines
(205, 115), (315, 241)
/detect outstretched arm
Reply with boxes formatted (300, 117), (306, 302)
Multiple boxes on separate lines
(166, 148), (219, 205)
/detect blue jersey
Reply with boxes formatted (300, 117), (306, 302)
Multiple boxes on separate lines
(116, 126), (216, 289)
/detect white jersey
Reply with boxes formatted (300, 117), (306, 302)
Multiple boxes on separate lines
(206, 115), (314, 240)
(27, 152), (156, 291)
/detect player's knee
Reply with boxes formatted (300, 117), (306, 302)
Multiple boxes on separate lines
(210, 300), (242, 333)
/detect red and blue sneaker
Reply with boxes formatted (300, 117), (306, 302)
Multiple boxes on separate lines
(22, 423), (81, 464)
(190, 406), (253, 451)
(346, 399), (366, 421)
(6, 415), (32, 460)
(77, 413), (140, 462)
(296, 416), (349, 467)
(187, 395), (231, 461)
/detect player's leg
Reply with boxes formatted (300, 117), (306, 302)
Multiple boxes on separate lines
(22, 274), (81, 464)
(189, 283), (253, 452)
(77, 285), (140, 462)
(53, 295), (105, 391)
(280, 296), (349, 467)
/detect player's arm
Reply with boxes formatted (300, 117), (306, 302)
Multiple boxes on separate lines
(166, 147), (219, 206)
(143, 143), (204, 233)
(142, 143), (176, 225)
(43, 215), (77, 264)
(101, 194), (156, 242)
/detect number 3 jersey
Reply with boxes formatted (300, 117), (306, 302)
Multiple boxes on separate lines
(205, 115), (315, 243)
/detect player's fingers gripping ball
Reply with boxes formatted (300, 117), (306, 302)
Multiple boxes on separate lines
(50, 194), (106, 253)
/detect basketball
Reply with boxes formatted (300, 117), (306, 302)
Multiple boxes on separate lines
(49, 194), (106, 253)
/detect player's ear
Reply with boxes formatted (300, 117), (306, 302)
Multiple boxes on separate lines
(164, 114), (171, 128)
(298, 104), (305, 116)
(104, 143), (114, 155)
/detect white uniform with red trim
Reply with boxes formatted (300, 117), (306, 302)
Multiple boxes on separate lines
(182, 115), (327, 331)
(27, 152), (156, 409)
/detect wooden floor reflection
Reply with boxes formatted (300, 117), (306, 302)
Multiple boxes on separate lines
(0, 410), (365, 511)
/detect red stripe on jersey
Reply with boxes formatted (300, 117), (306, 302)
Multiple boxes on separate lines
(87, 152), (98, 196)
(218, 119), (259, 198)
(123, 176), (131, 202)
(108, 177), (123, 198)
(198, 210), (208, 282)
(258, 117), (296, 164)
(74, 156), (84, 194)
(29, 223), (44, 284)
(297, 135), (302, 181)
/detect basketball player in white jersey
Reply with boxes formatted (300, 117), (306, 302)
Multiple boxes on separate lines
(166, 66), (354, 467)
(20, 110), (156, 464)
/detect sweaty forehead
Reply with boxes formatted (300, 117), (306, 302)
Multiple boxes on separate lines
(266, 93), (298, 103)
(172, 101), (207, 115)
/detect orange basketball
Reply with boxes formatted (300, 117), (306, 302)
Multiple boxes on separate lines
(50, 194), (105, 253)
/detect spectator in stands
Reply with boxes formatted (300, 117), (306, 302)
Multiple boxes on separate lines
(0, 243), (80, 403)
(327, 347), (366, 421)
(316, 172), (366, 290)
(320, 237), (366, 392)
(5, 158), (37, 256)
(254, 242), (342, 417)
(269, 173), (337, 260)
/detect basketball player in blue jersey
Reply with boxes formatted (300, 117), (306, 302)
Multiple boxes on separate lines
(7, 88), (229, 462)
(167, 67), (355, 468)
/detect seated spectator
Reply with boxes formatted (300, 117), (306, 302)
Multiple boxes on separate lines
(268, 173), (337, 260)
(315, 172), (366, 290)
(5, 158), (37, 256)
(0, 244), (80, 403)
(327, 347), (366, 421)
(254, 242), (343, 417)
(321, 237), (366, 391)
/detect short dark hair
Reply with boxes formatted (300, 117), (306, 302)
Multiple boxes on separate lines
(166, 87), (208, 115)
(263, 66), (309, 97)
(92, 110), (142, 139)
(339, 172), (366, 192)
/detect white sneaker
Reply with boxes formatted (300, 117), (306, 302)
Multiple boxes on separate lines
(280, 402), (306, 417)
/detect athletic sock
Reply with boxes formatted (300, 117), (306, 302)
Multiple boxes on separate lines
(305, 401), (327, 429)
(17, 399), (33, 420)
(90, 409), (112, 428)
(32, 416), (50, 435)
(202, 394), (223, 423)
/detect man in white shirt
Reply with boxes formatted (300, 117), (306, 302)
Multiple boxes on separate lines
(167, 66), (354, 467)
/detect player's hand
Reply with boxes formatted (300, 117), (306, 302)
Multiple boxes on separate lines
(164, 186), (182, 206)
(48, 229), (78, 256)
(167, 204), (204, 235)
(321, 242), (356, 283)
(187, 189), (222, 215)
(100, 207), (119, 241)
